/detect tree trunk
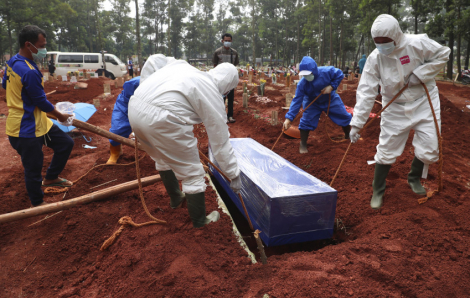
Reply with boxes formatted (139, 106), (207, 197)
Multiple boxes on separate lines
(355, 34), (364, 63)
(167, 0), (172, 56)
(87, 0), (93, 52)
(340, 16), (344, 69)
(456, 6), (461, 79)
(251, 0), (256, 67)
(465, 37), (470, 68)
(135, 0), (143, 71)
(297, 12), (301, 65)
(94, 0), (105, 70)
(446, 0), (454, 79)
(275, 15), (278, 65)
(329, 16), (333, 66)
(318, 0), (322, 63)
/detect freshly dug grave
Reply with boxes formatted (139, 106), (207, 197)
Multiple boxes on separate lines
(0, 76), (470, 297)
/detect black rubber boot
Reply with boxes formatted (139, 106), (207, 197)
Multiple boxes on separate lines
(371, 163), (392, 209)
(299, 129), (310, 154)
(159, 170), (185, 209)
(342, 125), (351, 139)
(408, 157), (427, 195)
(186, 192), (220, 228)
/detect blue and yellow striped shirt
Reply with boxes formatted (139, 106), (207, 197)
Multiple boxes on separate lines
(2, 54), (54, 138)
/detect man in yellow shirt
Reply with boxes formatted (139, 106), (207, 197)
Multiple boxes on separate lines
(2, 25), (74, 207)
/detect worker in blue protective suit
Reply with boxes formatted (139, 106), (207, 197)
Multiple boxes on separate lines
(358, 54), (367, 74)
(283, 56), (352, 154)
(106, 77), (140, 164)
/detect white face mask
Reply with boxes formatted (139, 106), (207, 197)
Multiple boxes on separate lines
(375, 41), (395, 55)
(224, 41), (232, 48)
(304, 74), (314, 81)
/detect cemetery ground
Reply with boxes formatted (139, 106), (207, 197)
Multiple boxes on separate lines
(0, 74), (470, 297)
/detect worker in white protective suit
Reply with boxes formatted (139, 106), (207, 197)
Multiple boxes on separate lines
(128, 62), (241, 228)
(349, 14), (450, 209)
(107, 54), (176, 164)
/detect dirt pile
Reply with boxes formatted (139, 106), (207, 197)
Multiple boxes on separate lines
(0, 76), (470, 297)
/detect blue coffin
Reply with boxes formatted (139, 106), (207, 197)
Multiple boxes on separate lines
(209, 138), (337, 247)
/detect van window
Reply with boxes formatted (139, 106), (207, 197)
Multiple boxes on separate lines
(58, 55), (84, 63)
(84, 55), (99, 63)
(105, 56), (118, 65)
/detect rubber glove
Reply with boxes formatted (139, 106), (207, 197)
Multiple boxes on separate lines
(322, 85), (333, 94)
(283, 119), (292, 130)
(230, 175), (242, 193)
(408, 74), (422, 86)
(350, 126), (361, 143)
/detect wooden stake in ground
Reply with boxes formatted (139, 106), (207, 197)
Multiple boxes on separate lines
(271, 110), (278, 125)
(286, 93), (293, 108)
(93, 98), (100, 108)
(243, 93), (248, 108)
(0, 175), (162, 224)
(248, 74), (253, 85)
(104, 83), (111, 95)
(343, 84), (348, 91)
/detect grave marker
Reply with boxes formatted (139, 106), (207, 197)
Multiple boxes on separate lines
(93, 98), (100, 108)
(243, 93), (248, 108)
(271, 110), (278, 125)
(286, 93), (293, 107)
(104, 83), (111, 95)
(343, 84), (348, 91)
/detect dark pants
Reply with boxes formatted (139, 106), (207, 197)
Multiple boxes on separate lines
(224, 89), (235, 118)
(129, 69), (133, 77)
(9, 125), (74, 206)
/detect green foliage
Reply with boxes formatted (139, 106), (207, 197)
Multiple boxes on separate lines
(0, 0), (467, 73)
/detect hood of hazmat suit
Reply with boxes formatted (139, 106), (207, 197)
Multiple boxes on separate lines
(128, 61), (240, 193)
(285, 56), (346, 125)
(298, 56), (319, 78)
(351, 14), (450, 166)
(208, 63), (239, 95)
(140, 54), (176, 84)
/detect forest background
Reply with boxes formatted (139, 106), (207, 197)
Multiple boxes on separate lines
(0, 0), (469, 79)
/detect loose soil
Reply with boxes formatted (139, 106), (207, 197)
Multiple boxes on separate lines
(0, 75), (469, 297)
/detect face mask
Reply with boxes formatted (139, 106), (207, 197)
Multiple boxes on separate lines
(224, 41), (232, 48)
(375, 41), (395, 55)
(29, 42), (47, 60)
(304, 74), (314, 82)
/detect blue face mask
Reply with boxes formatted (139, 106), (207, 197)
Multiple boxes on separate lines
(29, 43), (47, 60)
(304, 74), (314, 82)
(224, 41), (232, 48)
(375, 41), (395, 55)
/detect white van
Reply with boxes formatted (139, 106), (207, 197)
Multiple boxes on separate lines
(48, 51), (127, 79)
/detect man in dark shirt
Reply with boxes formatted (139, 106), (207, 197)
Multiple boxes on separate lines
(213, 33), (239, 123)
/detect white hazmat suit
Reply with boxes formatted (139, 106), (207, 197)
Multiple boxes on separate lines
(128, 61), (240, 195)
(140, 54), (176, 84)
(351, 14), (450, 166)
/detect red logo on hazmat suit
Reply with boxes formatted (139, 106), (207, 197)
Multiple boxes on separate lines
(400, 55), (410, 65)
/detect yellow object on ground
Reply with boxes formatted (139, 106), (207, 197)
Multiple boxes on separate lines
(106, 144), (122, 164)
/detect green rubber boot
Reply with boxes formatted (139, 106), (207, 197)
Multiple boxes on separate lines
(159, 170), (185, 209)
(299, 129), (310, 154)
(408, 157), (427, 195)
(186, 192), (220, 228)
(371, 163), (391, 209)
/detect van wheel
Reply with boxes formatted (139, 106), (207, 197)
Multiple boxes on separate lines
(106, 72), (115, 80)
